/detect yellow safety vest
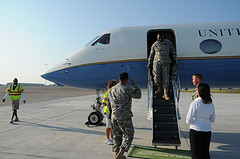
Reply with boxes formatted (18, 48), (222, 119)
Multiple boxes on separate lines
(102, 90), (110, 114)
(6, 84), (24, 100)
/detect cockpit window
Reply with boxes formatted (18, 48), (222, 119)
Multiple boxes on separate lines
(91, 33), (110, 46)
(84, 36), (100, 46)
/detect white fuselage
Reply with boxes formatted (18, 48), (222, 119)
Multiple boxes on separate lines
(42, 21), (240, 89)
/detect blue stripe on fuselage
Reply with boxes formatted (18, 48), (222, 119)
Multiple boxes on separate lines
(42, 61), (148, 89)
(178, 58), (240, 88)
(42, 58), (240, 89)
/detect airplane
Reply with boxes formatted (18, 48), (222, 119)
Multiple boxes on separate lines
(41, 21), (240, 146)
(41, 21), (240, 90)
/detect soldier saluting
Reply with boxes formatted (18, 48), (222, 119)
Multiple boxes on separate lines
(108, 72), (141, 159)
(147, 33), (177, 100)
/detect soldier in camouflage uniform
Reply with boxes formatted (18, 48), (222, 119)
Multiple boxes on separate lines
(191, 73), (203, 102)
(148, 33), (177, 100)
(108, 72), (141, 159)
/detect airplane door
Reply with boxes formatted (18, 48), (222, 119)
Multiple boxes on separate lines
(147, 30), (177, 83)
(147, 30), (176, 61)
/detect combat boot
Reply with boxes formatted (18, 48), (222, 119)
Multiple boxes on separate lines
(116, 148), (125, 159)
(163, 88), (170, 100)
(155, 86), (162, 94)
(114, 148), (120, 159)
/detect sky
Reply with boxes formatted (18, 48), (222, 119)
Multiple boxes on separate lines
(0, 0), (239, 84)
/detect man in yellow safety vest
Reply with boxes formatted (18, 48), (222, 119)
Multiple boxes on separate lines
(2, 78), (26, 124)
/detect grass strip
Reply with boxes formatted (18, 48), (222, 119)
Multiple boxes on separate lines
(128, 146), (191, 159)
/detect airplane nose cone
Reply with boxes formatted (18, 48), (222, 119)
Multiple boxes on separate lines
(41, 73), (48, 81)
(41, 72), (53, 83)
(41, 72), (65, 86)
(41, 68), (68, 86)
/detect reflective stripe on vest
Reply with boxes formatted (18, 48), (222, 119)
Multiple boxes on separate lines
(6, 84), (24, 100)
(102, 90), (110, 114)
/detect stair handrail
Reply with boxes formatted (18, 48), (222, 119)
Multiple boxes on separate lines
(172, 69), (181, 120)
(147, 68), (153, 120)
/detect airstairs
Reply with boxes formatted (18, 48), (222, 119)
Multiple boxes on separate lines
(147, 68), (181, 149)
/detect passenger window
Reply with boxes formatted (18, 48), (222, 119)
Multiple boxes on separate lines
(200, 39), (222, 54)
(92, 33), (110, 46)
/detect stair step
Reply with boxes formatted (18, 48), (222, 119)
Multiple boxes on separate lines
(153, 131), (180, 140)
(153, 114), (177, 122)
(153, 107), (176, 114)
(153, 100), (175, 107)
(153, 123), (178, 131)
(152, 139), (181, 145)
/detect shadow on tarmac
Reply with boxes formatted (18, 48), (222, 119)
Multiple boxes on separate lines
(18, 121), (105, 136)
(0, 151), (58, 159)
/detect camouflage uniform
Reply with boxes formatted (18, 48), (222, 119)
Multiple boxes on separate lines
(191, 87), (198, 102)
(108, 83), (141, 152)
(148, 39), (177, 89)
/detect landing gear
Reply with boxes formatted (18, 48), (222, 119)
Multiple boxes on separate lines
(88, 111), (103, 125)
(85, 90), (104, 126)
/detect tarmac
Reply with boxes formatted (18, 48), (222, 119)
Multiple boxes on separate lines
(0, 87), (239, 159)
